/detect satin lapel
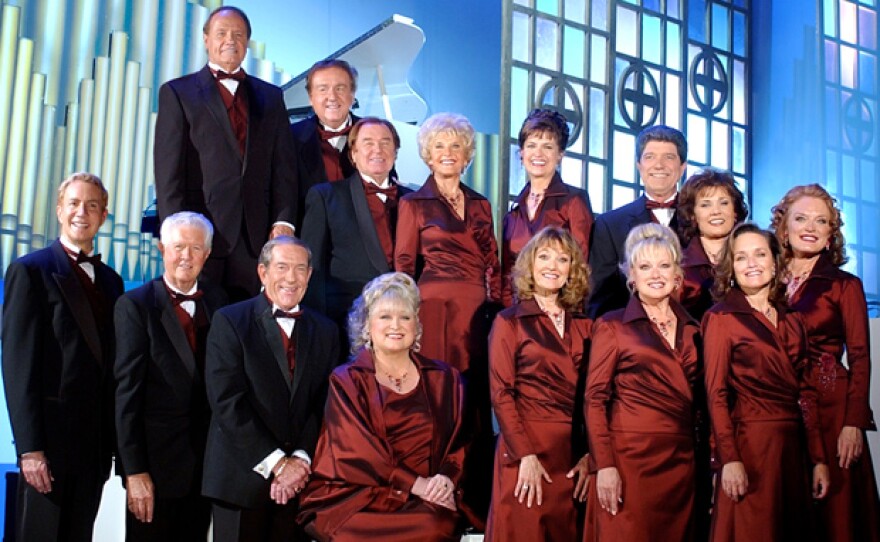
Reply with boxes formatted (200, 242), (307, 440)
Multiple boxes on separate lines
(196, 67), (242, 162)
(258, 309), (293, 389)
(154, 281), (196, 378)
(420, 365), (447, 470)
(50, 242), (102, 363)
(301, 118), (327, 181)
(629, 196), (652, 230)
(349, 179), (390, 272)
(289, 313), (313, 399)
(241, 79), (262, 173)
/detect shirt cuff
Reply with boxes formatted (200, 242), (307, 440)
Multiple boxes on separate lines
(253, 449), (286, 479)
(291, 449), (311, 465)
(272, 221), (296, 235)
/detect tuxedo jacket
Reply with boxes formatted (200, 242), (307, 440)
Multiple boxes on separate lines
(289, 114), (360, 231)
(1, 240), (123, 477)
(154, 65), (297, 258)
(114, 278), (228, 498)
(300, 172), (412, 324)
(202, 294), (339, 508)
(587, 195), (681, 318)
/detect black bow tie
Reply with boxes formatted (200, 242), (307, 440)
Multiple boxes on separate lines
(273, 309), (303, 320)
(645, 197), (678, 211)
(73, 251), (102, 266)
(170, 290), (204, 306)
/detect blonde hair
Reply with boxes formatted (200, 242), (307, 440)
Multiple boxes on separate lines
(56, 172), (108, 210)
(621, 223), (683, 287)
(417, 113), (476, 170)
(511, 226), (590, 311)
(348, 272), (423, 353)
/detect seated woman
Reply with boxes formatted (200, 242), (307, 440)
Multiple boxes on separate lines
(297, 272), (465, 542)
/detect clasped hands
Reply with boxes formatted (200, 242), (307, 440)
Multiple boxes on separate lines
(412, 474), (456, 510)
(270, 456), (311, 505)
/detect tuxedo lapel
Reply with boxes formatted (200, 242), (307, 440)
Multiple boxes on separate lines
(258, 306), (293, 388)
(195, 67), (242, 165)
(349, 177), (390, 272)
(50, 242), (103, 363)
(301, 118), (326, 182)
(154, 280), (197, 378)
(290, 313), (314, 399)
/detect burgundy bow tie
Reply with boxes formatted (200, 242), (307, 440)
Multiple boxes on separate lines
(363, 182), (398, 199)
(645, 197), (677, 211)
(317, 124), (352, 141)
(214, 69), (246, 82)
(170, 290), (204, 306)
(273, 309), (303, 319)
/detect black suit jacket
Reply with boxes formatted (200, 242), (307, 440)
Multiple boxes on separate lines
(587, 195), (681, 318)
(2, 240), (123, 477)
(155, 66), (297, 257)
(114, 278), (228, 498)
(289, 114), (360, 231)
(202, 295), (338, 508)
(300, 173), (412, 324)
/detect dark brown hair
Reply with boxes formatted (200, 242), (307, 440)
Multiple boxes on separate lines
(713, 222), (786, 305)
(677, 169), (748, 243)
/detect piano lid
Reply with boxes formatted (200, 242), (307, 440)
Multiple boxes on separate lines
(283, 14), (427, 124)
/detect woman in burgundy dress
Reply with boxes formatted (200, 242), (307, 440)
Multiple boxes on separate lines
(486, 227), (592, 541)
(584, 223), (700, 542)
(500, 109), (594, 307)
(703, 223), (830, 542)
(771, 184), (880, 542)
(676, 169), (748, 321)
(395, 113), (500, 525)
(297, 273), (465, 542)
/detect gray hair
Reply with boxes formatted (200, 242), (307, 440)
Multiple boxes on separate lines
(258, 236), (312, 268)
(348, 272), (422, 353)
(159, 211), (214, 249)
(620, 223), (683, 280)
(416, 113), (476, 170)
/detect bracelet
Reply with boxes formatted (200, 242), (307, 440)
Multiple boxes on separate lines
(273, 457), (289, 478)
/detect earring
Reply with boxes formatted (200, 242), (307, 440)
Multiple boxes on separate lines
(411, 338), (421, 352)
(729, 278), (735, 288)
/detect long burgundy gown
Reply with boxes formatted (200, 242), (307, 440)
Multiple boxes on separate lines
(584, 296), (701, 542)
(703, 288), (826, 542)
(788, 252), (880, 542)
(500, 173), (593, 307)
(485, 299), (592, 541)
(297, 350), (465, 542)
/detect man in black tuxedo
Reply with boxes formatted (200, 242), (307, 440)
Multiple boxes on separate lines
(2, 172), (124, 542)
(155, 5), (297, 302)
(300, 117), (410, 355)
(289, 59), (360, 231)
(203, 236), (338, 541)
(587, 125), (688, 318)
(114, 211), (227, 541)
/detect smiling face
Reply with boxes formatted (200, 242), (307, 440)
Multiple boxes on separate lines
(159, 224), (211, 292)
(521, 132), (563, 183)
(694, 186), (737, 240)
(368, 298), (417, 356)
(56, 180), (108, 253)
(203, 9), (248, 73)
(785, 196), (833, 259)
(732, 232), (775, 294)
(351, 122), (396, 180)
(308, 66), (355, 129)
(637, 141), (687, 201)
(532, 242), (572, 296)
(258, 243), (312, 311)
(426, 132), (467, 181)
(630, 246), (679, 303)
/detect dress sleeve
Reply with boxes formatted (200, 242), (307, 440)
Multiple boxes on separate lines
(702, 311), (741, 465)
(585, 317), (621, 469)
(565, 190), (594, 264)
(839, 277), (875, 429)
(488, 314), (536, 463)
(394, 197), (420, 277)
(792, 314), (827, 465)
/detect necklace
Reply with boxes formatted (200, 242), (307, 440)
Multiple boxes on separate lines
(785, 267), (811, 298)
(535, 297), (565, 336)
(384, 369), (409, 392)
(650, 315), (674, 337)
(759, 305), (774, 320)
(439, 188), (463, 209)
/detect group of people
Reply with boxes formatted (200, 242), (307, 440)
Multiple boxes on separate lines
(1, 4), (878, 542)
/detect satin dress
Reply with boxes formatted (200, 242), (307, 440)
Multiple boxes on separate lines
(584, 296), (701, 542)
(485, 299), (592, 541)
(680, 237), (716, 322)
(500, 174), (593, 307)
(788, 252), (880, 542)
(703, 289), (826, 542)
(395, 175), (501, 374)
(297, 350), (465, 542)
